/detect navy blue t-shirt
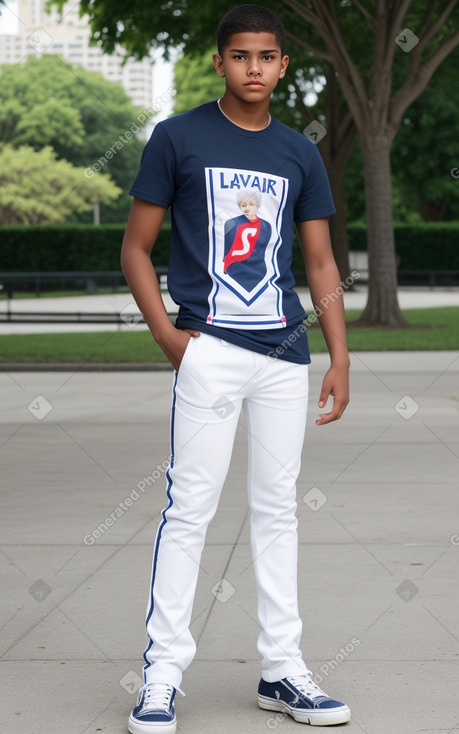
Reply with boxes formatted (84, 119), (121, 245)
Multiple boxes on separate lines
(129, 101), (335, 364)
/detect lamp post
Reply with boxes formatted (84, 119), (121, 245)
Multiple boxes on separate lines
(92, 196), (100, 226)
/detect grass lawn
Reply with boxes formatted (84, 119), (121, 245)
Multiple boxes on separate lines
(1, 307), (458, 363)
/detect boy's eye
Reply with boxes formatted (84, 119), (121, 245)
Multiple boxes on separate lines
(233, 54), (246, 60)
(262, 55), (274, 61)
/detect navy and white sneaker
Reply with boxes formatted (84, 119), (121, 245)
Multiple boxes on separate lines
(128, 682), (180, 733)
(258, 673), (351, 726)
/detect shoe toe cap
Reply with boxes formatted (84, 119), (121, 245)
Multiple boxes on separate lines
(131, 708), (175, 723)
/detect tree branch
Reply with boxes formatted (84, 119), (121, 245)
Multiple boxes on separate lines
(350, 0), (374, 26)
(308, 0), (367, 114)
(390, 27), (459, 128)
(337, 111), (356, 153)
(281, 0), (321, 27)
(396, 0), (459, 114)
(384, 0), (413, 66)
(415, 0), (458, 53)
(282, 0), (366, 128)
(416, 0), (439, 42)
(388, 0), (413, 41)
(286, 29), (333, 63)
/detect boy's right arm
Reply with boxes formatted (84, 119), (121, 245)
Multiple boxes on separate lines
(121, 197), (200, 371)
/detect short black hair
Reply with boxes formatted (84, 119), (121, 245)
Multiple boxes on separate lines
(217, 4), (286, 56)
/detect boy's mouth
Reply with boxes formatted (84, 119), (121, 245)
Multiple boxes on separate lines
(245, 81), (265, 87)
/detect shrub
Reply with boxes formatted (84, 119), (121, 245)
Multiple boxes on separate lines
(1, 222), (458, 273)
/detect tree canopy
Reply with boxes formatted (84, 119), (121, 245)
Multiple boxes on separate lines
(41, 1), (459, 324)
(0, 144), (121, 224)
(0, 54), (147, 222)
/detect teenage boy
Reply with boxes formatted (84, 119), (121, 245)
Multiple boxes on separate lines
(121, 5), (351, 732)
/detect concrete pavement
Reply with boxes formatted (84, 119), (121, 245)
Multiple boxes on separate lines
(1, 352), (459, 733)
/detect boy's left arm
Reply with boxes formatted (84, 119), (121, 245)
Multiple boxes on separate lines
(297, 218), (350, 426)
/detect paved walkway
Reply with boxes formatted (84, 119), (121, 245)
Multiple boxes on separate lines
(1, 352), (459, 733)
(1, 286), (459, 334)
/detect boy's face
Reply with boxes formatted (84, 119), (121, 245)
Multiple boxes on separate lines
(213, 32), (288, 104)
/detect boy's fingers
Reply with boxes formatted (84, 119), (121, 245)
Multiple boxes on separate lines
(316, 388), (349, 425)
(318, 386), (329, 410)
(315, 400), (343, 425)
(316, 365), (350, 425)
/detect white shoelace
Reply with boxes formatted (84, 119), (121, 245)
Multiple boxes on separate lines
(286, 674), (330, 705)
(138, 682), (185, 714)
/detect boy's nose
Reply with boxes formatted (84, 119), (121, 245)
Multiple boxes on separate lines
(247, 60), (262, 75)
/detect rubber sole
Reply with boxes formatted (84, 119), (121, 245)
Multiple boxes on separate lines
(258, 695), (351, 726)
(128, 714), (177, 734)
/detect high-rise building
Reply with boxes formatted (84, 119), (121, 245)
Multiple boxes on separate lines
(0, 0), (153, 109)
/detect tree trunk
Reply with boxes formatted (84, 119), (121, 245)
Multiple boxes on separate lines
(319, 63), (356, 285)
(419, 195), (450, 221)
(327, 156), (352, 283)
(359, 134), (408, 327)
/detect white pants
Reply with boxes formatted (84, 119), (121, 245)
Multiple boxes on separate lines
(143, 333), (309, 688)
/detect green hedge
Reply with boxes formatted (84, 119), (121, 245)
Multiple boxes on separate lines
(1, 223), (458, 272)
(346, 222), (459, 270)
(0, 225), (172, 271)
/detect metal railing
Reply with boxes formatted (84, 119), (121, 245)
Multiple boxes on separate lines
(0, 270), (169, 323)
(1, 269), (457, 324)
(0, 270), (130, 299)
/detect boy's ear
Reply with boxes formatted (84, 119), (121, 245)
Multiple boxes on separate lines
(279, 54), (289, 79)
(213, 52), (225, 78)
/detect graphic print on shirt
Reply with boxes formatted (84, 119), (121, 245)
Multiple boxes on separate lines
(205, 166), (289, 329)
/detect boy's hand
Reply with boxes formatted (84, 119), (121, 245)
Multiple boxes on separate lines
(315, 363), (350, 425)
(157, 327), (200, 372)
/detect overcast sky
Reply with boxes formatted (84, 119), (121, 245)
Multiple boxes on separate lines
(0, 0), (19, 33)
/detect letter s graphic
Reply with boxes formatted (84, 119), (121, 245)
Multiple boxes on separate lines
(231, 227), (257, 257)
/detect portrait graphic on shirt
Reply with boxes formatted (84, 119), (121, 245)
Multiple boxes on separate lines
(205, 167), (289, 329)
(223, 189), (272, 291)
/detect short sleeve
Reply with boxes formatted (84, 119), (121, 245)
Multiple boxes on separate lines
(294, 143), (336, 222)
(129, 123), (177, 207)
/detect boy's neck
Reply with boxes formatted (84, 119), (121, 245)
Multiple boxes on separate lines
(218, 92), (272, 131)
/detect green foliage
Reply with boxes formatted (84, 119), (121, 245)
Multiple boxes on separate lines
(391, 49), (459, 221)
(42, 2), (459, 227)
(0, 55), (146, 222)
(2, 222), (459, 273)
(0, 330), (166, 364)
(0, 145), (121, 225)
(0, 224), (171, 271)
(173, 51), (225, 114)
(346, 222), (459, 270)
(46, 0), (228, 59)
